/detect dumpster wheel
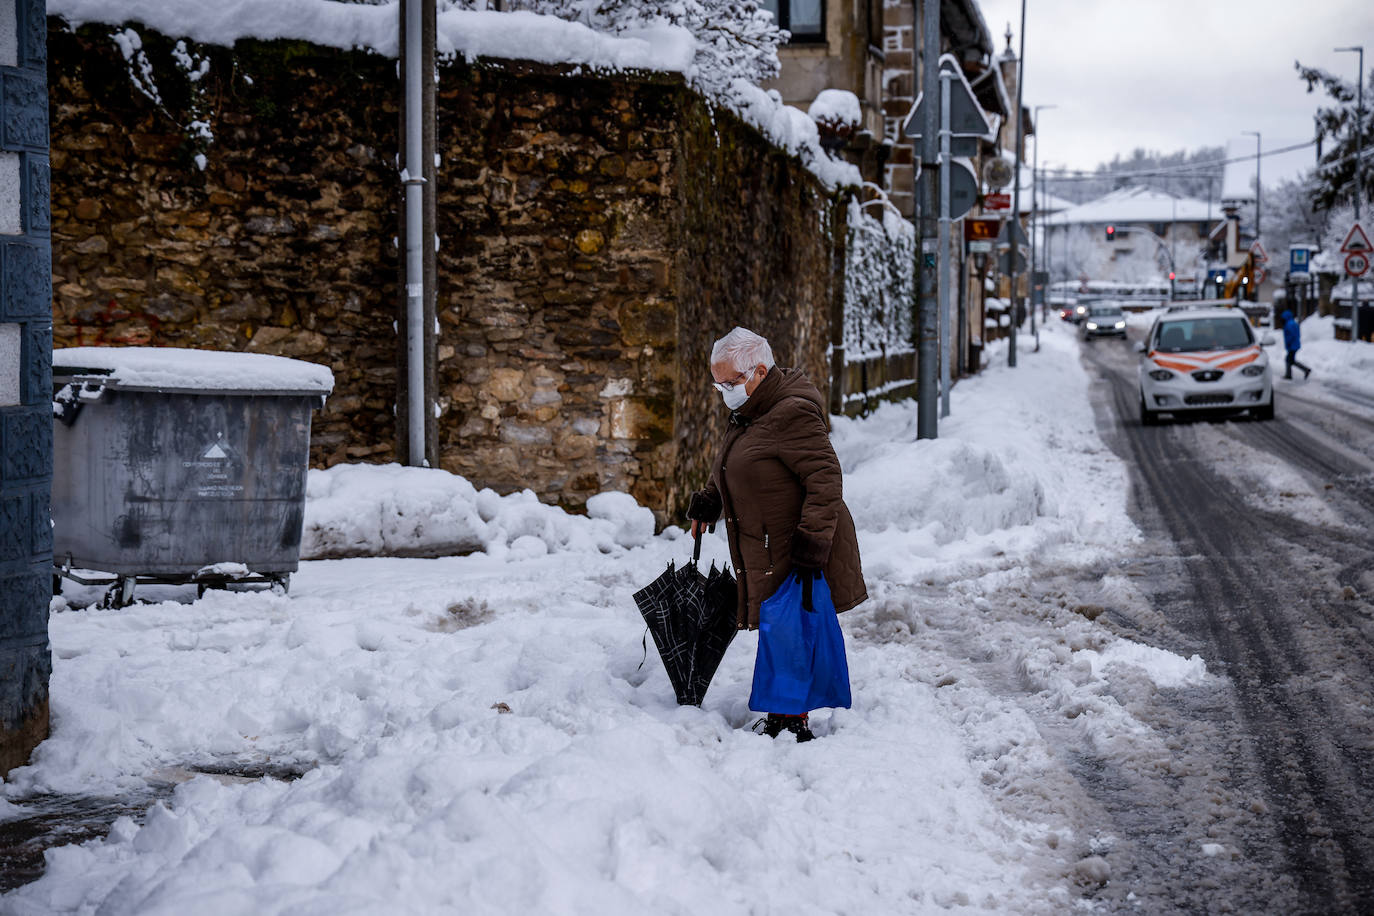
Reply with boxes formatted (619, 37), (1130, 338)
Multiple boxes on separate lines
(99, 576), (138, 609)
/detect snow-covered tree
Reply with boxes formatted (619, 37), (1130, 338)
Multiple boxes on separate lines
(1295, 61), (1374, 211)
(500, 0), (785, 98)
(1261, 172), (1327, 267)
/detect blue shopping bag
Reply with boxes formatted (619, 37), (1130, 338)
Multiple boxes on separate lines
(748, 571), (851, 714)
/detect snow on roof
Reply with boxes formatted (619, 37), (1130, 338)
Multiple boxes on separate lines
(1045, 186), (1214, 226)
(1221, 137), (1317, 201)
(54, 346), (335, 394)
(50, 1), (859, 189)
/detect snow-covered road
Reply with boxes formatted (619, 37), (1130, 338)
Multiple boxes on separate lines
(1072, 316), (1374, 913)
(10, 318), (1356, 914)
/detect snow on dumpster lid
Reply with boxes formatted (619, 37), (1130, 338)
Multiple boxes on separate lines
(53, 347), (335, 394)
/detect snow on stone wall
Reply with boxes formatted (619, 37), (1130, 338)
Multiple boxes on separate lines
(842, 197), (914, 359)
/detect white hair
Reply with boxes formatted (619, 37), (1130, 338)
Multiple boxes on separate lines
(710, 327), (776, 373)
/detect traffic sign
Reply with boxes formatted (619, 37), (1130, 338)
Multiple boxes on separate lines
(968, 240), (994, 253)
(995, 219), (1029, 250)
(945, 159), (979, 221)
(1340, 222), (1371, 253)
(1249, 240), (1269, 264)
(1346, 251), (1371, 278)
(984, 192), (1011, 212)
(902, 60), (993, 144)
(964, 218), (1000, 241)
(1289, 245), (1312, 274)
(1255, 266), (1269, 285)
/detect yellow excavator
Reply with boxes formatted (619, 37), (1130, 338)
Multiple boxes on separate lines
(1222, 251), (1260, 300)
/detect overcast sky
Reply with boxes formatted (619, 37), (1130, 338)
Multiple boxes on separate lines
(975, 0), (1374, 177)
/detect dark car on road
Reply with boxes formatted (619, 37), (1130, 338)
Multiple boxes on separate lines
(1080, 303), (1127, 340)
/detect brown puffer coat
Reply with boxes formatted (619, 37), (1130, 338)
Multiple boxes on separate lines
(688, 367), (867, 629)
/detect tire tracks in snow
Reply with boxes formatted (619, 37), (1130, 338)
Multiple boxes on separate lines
(1076, 334), (1374, 913)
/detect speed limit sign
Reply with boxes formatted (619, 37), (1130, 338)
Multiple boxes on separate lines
(1347, 251), (1371, 278)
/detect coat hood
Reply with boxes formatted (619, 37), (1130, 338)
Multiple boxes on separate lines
(733, 367), (825, 423)
(1282, 310), (1294, 320)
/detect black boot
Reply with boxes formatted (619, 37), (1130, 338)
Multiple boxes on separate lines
(759, 713), (814, 742)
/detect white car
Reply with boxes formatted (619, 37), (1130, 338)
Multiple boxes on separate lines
(1136, 308), (1275, 425)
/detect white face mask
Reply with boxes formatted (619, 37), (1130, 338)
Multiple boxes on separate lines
(720, 385), (750, 410)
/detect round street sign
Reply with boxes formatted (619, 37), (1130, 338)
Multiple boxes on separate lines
(1255, 266), (1269, 285)
(1346, 251), (1371, 278)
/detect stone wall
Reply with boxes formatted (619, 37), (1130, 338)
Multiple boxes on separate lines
(48, 21), (845, 522)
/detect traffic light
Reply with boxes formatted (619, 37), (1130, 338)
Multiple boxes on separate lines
(1105, 225), (1116, 242)
(1168, 271), (1175, 280)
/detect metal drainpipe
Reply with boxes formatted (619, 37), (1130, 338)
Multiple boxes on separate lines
(403, 0), (426, 465)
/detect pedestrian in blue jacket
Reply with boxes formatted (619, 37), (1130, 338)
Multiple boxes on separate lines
(1281, 310), (1311, 380)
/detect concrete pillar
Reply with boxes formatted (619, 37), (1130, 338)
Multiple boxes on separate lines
(0, 0), (52, 775)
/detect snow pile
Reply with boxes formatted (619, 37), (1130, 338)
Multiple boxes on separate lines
(836, 322), (1138, 585)
(808, 88), (861, 129)
(719, 80), (860, 188)
(1075, 640), (1209, 689)
(6, 322), (1205, 914)
(301, 464), (656, 559)
(53, 346), (334, 393)
(50, 0), (859, 188)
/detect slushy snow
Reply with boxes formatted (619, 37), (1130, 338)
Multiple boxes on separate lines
(6, 322), (1212, 914)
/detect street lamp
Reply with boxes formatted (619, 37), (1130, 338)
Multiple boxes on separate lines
(1242, 130), (1261, 242)
(1336, 46), (1364, 340)
(1031, 103), (1057, 332)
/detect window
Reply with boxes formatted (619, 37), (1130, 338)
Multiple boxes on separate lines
(762, 0), (825, 42)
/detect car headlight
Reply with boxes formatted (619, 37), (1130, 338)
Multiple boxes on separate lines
(1086, 322), (1098, 330)
(1114, 321), (1126, 329)
(1148, 369), (1174, 381)
(1240, 365), (1266, 377)
(1076, 306), (1086, 314)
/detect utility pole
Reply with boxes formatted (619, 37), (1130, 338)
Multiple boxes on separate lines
(1243, 130), (1261, 242)
(1008, 0), (1027, 367)
(1336, 46), (1364, 339)
(399, 0), (437, 466)
(1031, 104), (1056, 342)
(939, 67), (953, 419)
(916, 0), (940, 438)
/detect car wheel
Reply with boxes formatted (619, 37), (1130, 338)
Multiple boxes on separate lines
(1254, 394), (1275, 421)
(1140, 395), (1159, 426)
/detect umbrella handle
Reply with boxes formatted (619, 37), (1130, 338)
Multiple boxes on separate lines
(692, 530), (702, 567)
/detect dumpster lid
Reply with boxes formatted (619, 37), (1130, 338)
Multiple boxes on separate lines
(53, 347), (334, 395)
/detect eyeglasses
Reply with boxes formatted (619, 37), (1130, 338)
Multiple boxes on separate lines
(712, 374), (748, 393)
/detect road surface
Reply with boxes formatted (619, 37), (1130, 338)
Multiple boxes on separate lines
(1065, 328), (1374, 913)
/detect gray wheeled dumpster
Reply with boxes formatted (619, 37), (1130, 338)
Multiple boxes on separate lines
(51, 347), (333, 607)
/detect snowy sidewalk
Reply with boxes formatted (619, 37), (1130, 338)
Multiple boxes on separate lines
(4, 321), (1213, 914)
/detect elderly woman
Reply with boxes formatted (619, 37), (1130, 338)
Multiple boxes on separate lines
(686, 327), (866, 742)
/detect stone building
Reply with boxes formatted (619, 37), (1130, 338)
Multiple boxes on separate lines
(761, 0), (888, 182)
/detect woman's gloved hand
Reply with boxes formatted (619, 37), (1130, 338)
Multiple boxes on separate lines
(794, 566), (821, 612)
(686, 490), (722, 539)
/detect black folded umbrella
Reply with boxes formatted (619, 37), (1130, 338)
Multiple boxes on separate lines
(633, 534), (738, 706)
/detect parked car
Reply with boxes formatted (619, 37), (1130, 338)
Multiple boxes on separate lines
(1136, 308), (1275, 424)
(1080, 303), (1127, 340)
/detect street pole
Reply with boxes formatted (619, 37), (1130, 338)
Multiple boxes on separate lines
(939, 69), (953, 418)
(1337, 46), (1364, 340)
(1243, 130), (1261, 241)
(916, 0), (940, 438)
(1008, 0), (1027, 367)
(1030, 103), (1056, 344)
(399, 0), (435, 467)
